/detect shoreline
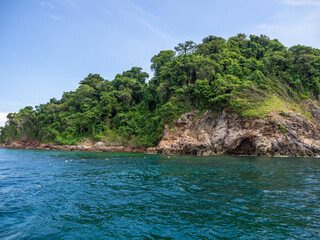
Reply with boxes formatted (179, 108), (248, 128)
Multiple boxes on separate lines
(1, 143), (320, 158)
(0, 142), (148, 154)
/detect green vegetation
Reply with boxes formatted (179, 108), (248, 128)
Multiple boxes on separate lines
(1, 34), (320, 146)
(279, 125), (287, 134)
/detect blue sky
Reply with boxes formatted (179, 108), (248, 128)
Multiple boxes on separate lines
(1, 0), (320, 125)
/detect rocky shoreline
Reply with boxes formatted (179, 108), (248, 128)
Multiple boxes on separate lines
(0, 140), (147, 153)
(2, 101), (320, 157)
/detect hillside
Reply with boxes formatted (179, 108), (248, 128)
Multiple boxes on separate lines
(1, 34), (320, 156)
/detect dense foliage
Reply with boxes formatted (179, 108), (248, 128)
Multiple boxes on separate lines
(1, 34), (320, 146)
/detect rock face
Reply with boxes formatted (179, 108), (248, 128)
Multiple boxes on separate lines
(149, 103), (320, 157)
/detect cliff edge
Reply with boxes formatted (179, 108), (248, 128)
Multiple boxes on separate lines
(148, 101), (320, 157)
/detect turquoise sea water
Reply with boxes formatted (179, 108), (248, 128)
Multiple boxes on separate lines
(0, 148), (320, 239)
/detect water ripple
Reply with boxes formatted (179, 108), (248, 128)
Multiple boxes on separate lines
(0, 149), (320, 239)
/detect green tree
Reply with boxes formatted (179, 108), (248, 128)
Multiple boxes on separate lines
(175, 41), (197, 55)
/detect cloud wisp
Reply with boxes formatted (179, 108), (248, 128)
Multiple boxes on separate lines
(40, 1), (64, 21)
(40, 1), (55, 9)
(108, 0), (178, 43)
(283, 0), (320, 6)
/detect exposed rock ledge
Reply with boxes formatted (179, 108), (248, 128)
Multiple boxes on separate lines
(148, 102), (320, 157)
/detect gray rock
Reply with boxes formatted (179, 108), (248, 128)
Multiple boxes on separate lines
(94, 141), (105, 148)
(154, 107), (320, 157)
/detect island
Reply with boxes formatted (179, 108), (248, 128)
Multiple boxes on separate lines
(1, 34), (320, 157)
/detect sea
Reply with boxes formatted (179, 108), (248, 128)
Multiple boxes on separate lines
(0, 148), (319, 239)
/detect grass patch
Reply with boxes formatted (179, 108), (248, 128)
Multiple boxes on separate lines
(236, 95), (312, 120)
(279, 125), (287, 133)
(240, 96), (292, 118)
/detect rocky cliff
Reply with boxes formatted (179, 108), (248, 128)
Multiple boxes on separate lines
(148, 101), (320, 157)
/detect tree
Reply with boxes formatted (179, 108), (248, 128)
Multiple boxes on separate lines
(197, 36), (226, 55)
(80, 73), (105, 89)
(151, 50), (175, 76)
(121, 67), (149, 85)
(174, 41), (197, 55)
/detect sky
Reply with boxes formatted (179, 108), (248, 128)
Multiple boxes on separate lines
(1, 0), (320, 126)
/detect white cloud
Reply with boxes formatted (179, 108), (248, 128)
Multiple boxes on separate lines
(283, 0), (320, 6)
(40, 1), (55, 9)
(0, 113), (8, 127)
